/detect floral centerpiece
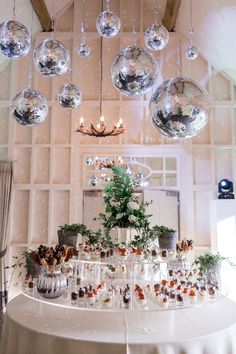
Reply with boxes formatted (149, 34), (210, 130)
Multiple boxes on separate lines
(30, 244), (74, 272)
(98, 165), (151, 230)
(176, 239), (193, 255)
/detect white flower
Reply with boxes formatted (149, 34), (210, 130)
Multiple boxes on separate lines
(127, 201), (139, 210)
(116, 213), (123, 219)
(106, 212), (112, 218)
(110, 199), (118, 207)
(128, 215), (137, 223)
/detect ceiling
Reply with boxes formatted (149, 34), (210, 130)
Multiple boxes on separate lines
(0, 0), (236, 84)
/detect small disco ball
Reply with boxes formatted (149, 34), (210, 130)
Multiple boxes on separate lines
(58, 83), (82, 109)
(96, 10), (121, 38)
(33, 39), (70, 77)
(77, 42), (91, 57)
(185, 44), (199, 60)
(0, 20), (31, 59)
(144, 24), (169, 51)
(111, 45), (159, 96)
(11, 88), (48, 126)
(149, 76), (211, 139)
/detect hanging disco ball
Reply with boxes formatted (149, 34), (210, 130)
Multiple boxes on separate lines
(33, 39), (70, 77)
(11, 88), (48, 126)
(111, 45), (159, 96)
(149, 77), (211, 139)
(0, 20), (31, 59)
(185, 44), (199, 60)
(58, 83), (82, 109)
(77, 42), (91, 57)
(96, 10), (121, 38)
(144, 24), (169, 51)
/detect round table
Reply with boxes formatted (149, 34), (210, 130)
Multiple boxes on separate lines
(1, 293), (236, 354)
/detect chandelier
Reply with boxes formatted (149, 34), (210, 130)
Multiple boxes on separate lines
(76, 2), (125, 138)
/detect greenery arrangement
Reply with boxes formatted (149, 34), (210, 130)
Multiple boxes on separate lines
(193, 251), (235, 273)
(58, 223), (87, 234)
(98, 165), (151, 230)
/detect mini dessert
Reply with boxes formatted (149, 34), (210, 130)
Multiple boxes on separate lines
(176, 284), (182, 294)
(87, 291), (95, 305)
(159, 295), (169, 309)
(123, 291), (130, 309)
(160, 249), (168, 258)
(28, 281), (34, 289)
(161, 279), (168, 287)
(151, 249), (157, 257)
(100, 250), (106, 259)
(137, 292), (146, 307)
(208, 287), (216, 299)
(136, 248), (143, 260)
(168, 249), (176, 259)
(71, 291), (78, 305)
(169, 280), (175, 288)
(168, 269), (174, 278)
(199, 286), (208, 301)
(78, 288), (85, 305)
(189, 289), (197, 304)
(169, 292), (176, 304)
(176, 293), (183, 306)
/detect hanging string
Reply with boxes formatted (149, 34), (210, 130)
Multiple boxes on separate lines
(13, 0), (16, 20)
(51, 0), (55, 33)
(28, 7), (34, 88)
(188, 0), (193, 44)
(176, 41), (182, 77)
(154, 8), (159, 24)
(131, 0), (136, 45)
(99, 0), (103, 117)
(105, 0), (110, 11)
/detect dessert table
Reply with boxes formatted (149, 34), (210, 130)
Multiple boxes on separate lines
(1, 294), (236, 354)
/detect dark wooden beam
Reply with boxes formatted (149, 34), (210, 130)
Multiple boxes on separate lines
(163, 0), (182, 32)
(30, 0), (52, 32)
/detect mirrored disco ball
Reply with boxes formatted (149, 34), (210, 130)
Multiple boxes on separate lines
(58, 83), (82, 108)
(185, 44), (199, 60)
(11, 88), (48, 126)
(77, 42), (91, 57)
(96, 11), (121, 38)
(144, 24), (169, 51)
(150, 77), (211, 139)
(111, 45), (159, 96)
(0, 20), (31, 59)
(33, 39), (70, 76)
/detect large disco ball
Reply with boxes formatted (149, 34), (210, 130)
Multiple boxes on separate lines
(0, 20), (31, 59)
(96, 10), (121, 38)
(111, 45), (159, 96)
(150, 77), (211, 139)
(33, 39), (70, 77)
(144, 24), (169, 51)
(11, 88), (48, 126)
(58, 83), (82, 108)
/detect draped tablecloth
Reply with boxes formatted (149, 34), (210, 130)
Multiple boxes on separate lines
(1, 294), (236, 354)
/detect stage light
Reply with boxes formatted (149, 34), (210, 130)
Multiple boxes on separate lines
(218, 179), (234, 199)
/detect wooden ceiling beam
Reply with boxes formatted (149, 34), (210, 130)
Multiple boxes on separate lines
(30, 0), (52, 32)
(163, 0), (182, 32)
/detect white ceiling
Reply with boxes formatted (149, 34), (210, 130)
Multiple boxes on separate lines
(0, 0), (236, 84)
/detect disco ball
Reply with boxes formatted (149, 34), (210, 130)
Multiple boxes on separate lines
(33, 39), (70, 77)
(185, 44), (199, 60)
(96, 10), (121, 38)
(149, 77), (211, 139)
(0, 20), (31, 59)
(111, 45), (159, 96)
(11, 88), (48, 126)
(58, 83), (82, 109)
(77, 42), (91, 57)
(144, 24), (169, 51)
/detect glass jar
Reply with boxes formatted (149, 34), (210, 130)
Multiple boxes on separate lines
(36, 269), (67, 299)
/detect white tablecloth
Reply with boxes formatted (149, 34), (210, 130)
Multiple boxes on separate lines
(1, 294), (236, 354)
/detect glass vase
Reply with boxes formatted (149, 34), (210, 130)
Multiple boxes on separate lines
(205, 263), (221, 290)
(36, 269), (67, 299)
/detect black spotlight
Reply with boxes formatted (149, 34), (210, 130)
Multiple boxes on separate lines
(218, 179), (234, 199)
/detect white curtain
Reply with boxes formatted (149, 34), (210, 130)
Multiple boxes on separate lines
(0, 161), (13, 310)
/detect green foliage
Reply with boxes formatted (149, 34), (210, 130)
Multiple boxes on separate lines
(58, 223), (87, 234)
(98, 166), (151, 230)
(152, 225), (176, 236)
(193, 251), (235, 272)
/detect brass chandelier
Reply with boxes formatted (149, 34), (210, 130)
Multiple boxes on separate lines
(76, 8), (125, 138)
